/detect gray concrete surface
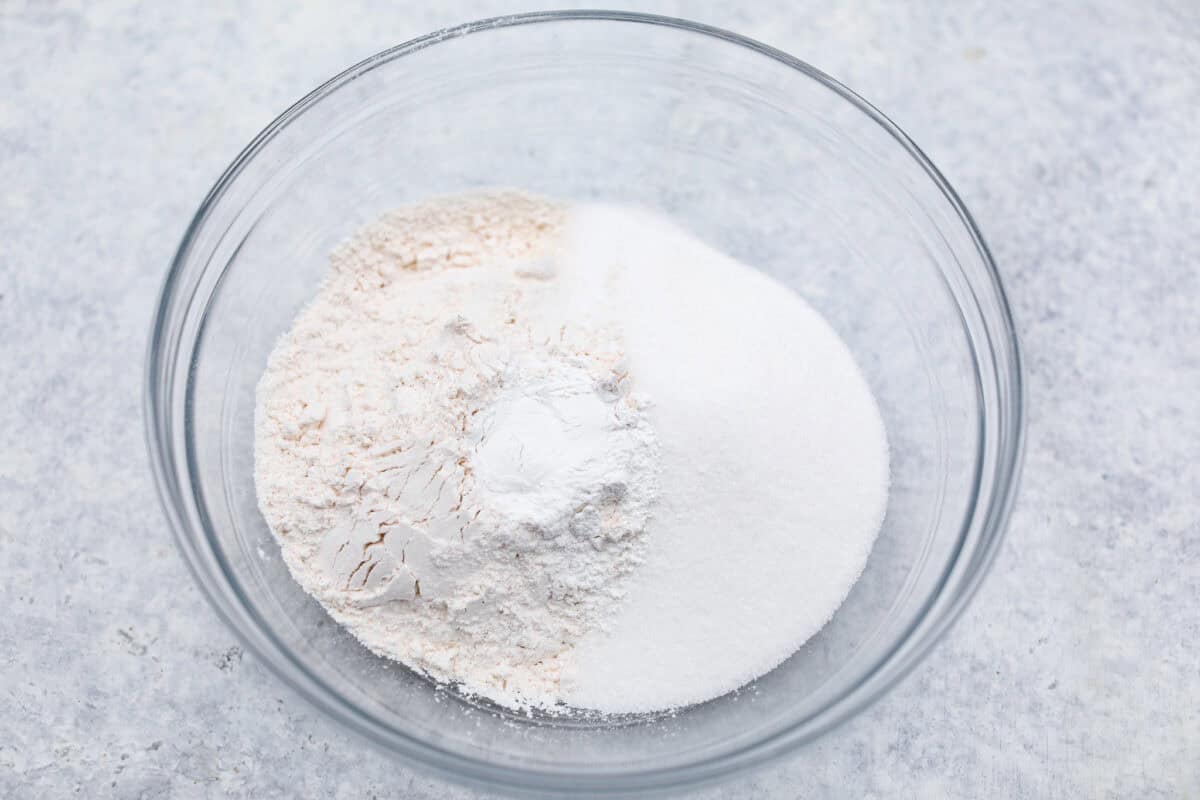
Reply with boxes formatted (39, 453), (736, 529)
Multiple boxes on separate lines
(2, 1), (1198, 797)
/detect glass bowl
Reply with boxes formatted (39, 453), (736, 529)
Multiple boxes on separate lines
(145, 10), (1024, 795)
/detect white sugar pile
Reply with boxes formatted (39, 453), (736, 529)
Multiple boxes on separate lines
(560, 204), (890, 712)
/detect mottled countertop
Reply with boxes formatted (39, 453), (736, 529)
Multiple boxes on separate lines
(3, 1), (1198, 797)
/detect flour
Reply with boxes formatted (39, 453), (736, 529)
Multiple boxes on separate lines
(255, 191), (659, 709)
(256, 190), (890, 715)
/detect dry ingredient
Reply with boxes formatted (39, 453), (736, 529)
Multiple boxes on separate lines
(562, 205), (890, 711)
(255, 192), (659, 709)
(255, 190), (889, 714)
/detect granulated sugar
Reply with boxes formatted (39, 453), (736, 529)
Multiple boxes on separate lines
(561, 205), (890, 712)
(255, 190), (889, 714)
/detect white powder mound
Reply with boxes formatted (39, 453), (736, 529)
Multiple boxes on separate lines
(256, 190), (890, 715)
(558, 205), (890, 713)
(254, 191), (660, 709)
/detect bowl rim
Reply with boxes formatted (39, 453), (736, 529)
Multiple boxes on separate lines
(145, 9), (1025, 794)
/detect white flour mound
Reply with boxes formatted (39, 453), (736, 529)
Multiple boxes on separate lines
(254, 192), (660, 709)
